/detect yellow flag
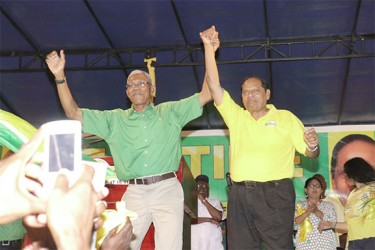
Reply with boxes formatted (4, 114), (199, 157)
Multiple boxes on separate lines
(296, 203), (313, 242)
(144, 57), (157, 98)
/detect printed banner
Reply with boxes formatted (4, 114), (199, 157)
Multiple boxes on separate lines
(81, 125), (375, 214)
(0, 117), (374, 215)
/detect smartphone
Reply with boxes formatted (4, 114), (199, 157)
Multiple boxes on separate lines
(42, 120), (82, 192)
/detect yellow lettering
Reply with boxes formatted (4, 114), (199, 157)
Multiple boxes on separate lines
(182, 146), (210, 177)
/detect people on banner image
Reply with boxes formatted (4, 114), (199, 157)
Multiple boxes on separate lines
(294, 176), (337, 250)
(191, 175), (226, 250)
(319, 157), (375, 250)
(45, 26), (217, 250)
(201, 26), (320, 250)
(330, 134), (375, 207)
(329, 134), (375, 249)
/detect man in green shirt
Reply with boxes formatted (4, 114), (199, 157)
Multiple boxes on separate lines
(45, 29), (214, 249)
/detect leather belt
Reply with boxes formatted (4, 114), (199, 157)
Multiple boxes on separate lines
(0, 239), (23, 246)
(234, 178), (290, 188)
(128, 172), (176, 185)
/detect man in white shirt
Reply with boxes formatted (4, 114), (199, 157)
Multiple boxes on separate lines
(191, 175), (226, 250)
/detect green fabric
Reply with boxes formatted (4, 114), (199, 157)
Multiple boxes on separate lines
(0, 110), (38, 153)
(82, 94), (202, 180)
(0, 111), (36, 240)
(0, 219), (26, 241)
(0, 110), (94, 162)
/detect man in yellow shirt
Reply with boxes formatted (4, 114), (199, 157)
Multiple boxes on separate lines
(200, 26), (320, 249)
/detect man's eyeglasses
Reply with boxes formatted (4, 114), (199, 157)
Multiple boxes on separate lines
(197, 184), (209, 190)
(126, 80), (150, 88)
(307, 184), (321, 189)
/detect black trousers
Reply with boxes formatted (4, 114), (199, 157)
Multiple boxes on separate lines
(0, 239), (23, 250)
(227, 178), (295, 250)
(348, 237), (375, 250)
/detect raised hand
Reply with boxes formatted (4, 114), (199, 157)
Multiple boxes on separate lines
(45, 50), (66, 78)
(0, 129), (46, 224)
(46, 165), (106, 250)
(200, 26), (220, 52)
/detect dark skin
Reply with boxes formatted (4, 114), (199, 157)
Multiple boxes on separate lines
(25, 216), (132, 250)
(192, 180), (223, 225)
(100, 217), (133, 250)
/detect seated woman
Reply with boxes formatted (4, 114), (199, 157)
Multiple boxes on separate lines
(319, 157), (375, 250)
(294, 176), (337, 250)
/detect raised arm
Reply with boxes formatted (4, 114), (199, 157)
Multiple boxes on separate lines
(46, 50), (82, 123)
(198, 72), (213, 107)
(200, 26), (224, 106)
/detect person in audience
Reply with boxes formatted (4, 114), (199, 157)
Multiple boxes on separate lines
(313, 174), (346, 249)
(0, 127), (109, 249)
(99, 217), (133, 250)
(330, 134), (375, 207)
(294, 176), (337, 249)
(329, 134), (375, 248)
(191, 174), (225, 250)
(0, 151), (27, 250)
(319, 157), (375, 250)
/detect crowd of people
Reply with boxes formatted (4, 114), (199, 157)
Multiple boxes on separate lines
(1, 25), (374, 250)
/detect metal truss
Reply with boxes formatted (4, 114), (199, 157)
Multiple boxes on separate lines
(1, 34), (374, 73)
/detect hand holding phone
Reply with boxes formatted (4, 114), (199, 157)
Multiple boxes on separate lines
(42, 120), (82, 194)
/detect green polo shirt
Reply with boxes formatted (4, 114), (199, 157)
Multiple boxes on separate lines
(0, 220), (26, 241)
(216, 90), (307, 182)
(82, 94), (202, 180)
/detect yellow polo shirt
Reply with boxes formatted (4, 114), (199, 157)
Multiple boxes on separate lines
(216, 90), (307, 182)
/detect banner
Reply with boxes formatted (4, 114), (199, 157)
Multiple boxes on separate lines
(81, 125), (375, 214)
(182, 126), (375, 213)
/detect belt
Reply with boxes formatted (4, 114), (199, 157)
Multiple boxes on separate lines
(234, 178), (290, 188)
(0, 239), (23, 246)
(128, 172), (176, 185)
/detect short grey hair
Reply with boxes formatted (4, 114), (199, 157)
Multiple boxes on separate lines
(128, 70), (152, 85)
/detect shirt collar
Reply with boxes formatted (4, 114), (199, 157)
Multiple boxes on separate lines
(129, 102), (156, 115)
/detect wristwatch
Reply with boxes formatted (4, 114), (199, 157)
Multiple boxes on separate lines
(55, 77), (66, 84)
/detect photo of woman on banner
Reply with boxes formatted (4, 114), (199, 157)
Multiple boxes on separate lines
(330, 134), (375, 207)
(319, 157), (375, 249)
(328, 133), (375, 249)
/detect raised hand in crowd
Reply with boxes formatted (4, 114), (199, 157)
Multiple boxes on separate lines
(24, 165), (109, 250)
(0, 129), (46, 224)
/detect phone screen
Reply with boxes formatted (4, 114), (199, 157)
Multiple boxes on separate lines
(49, 133), (75, 172)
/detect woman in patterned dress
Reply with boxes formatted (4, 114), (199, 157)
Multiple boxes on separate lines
(294, 176), (337, 250)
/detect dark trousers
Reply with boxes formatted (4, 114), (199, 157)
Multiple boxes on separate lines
(0, 239), (23, 250)
(348, 237), (375, 250)
(227, 178), (295, 250)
